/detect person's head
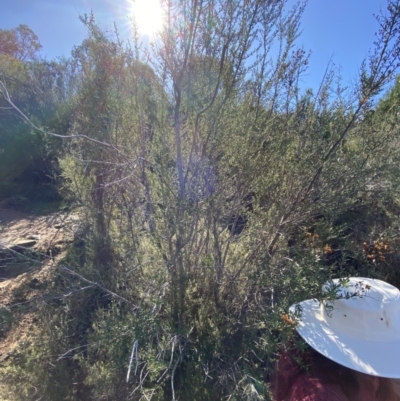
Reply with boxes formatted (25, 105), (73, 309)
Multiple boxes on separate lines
(274, 277), (400, 400)
(291, 277), (400, 378)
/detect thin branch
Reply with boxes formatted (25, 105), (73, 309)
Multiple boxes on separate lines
(0, 79), (131, 159)
(126, 340), (139, 383)
(57, 344), (90, 361)
(59, 265), (138, 309)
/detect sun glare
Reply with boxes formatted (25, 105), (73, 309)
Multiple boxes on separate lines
(131, 0), (165, 36)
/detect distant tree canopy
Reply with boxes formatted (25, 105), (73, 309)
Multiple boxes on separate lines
(0, 25), (73, 202)
(0, 24), (42, 61)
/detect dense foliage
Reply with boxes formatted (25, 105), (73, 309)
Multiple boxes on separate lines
(1, 1), (400, 400)
(0, 24), (74, 203)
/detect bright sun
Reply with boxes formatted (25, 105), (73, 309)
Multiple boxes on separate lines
(131, 0), (165, 36)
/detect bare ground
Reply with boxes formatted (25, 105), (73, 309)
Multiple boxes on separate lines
(0, 207), (79, 365)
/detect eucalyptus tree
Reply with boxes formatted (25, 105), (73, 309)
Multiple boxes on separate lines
(0, 24), (41, 61)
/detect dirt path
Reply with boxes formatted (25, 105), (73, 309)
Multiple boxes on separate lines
(0, 206), (80, 366)
(0, 208), (33, 226)
(0, 207), (76, 249)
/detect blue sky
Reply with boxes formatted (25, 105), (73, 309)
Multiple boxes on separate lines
(0, 0), (388, 91)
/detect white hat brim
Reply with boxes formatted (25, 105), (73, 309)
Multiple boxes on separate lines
(290, 299), (400, 378)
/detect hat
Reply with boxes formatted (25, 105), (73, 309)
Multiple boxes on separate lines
(289, 277), (400, 378)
